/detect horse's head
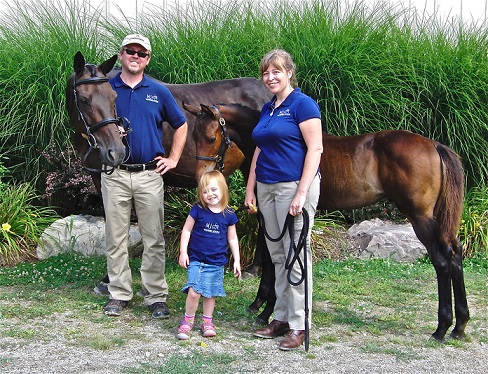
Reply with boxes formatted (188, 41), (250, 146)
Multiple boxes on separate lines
(66, 51), (127, 173)
(184, 103), (246, 182)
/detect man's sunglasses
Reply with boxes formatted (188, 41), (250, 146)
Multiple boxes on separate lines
(124, 48), (149, 58)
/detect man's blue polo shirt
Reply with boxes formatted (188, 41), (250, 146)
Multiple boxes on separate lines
(110, 73), (187, 164)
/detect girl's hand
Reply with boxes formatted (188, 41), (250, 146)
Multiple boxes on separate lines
(233, 262), (241, 278)
(178, 252), (189, 269)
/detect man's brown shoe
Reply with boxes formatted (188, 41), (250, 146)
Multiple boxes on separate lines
(253, 319), (290, 339)
(279, 329), (305, 351)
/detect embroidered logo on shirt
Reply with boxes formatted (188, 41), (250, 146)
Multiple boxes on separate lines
(277, 109), (291, 117)
(204, 222), (220, 234)
(146, 94), (159, 103)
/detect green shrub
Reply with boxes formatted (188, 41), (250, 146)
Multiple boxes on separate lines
(460, 185), (488, 259)
(228, 170), (259, 268)
(163, 185), (196, 261)
(42, 146), (102, 217)
(0, 181), (59, 266)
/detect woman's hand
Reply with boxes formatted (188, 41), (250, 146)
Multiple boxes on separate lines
(244, 192), (258, 214)
(289, 192), (306, 216)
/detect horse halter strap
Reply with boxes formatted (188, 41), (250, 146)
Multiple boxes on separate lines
(195, 105), (233, 173)
(73, 72), (130, 174)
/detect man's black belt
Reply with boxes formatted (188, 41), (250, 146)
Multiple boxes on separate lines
(118, 161), (157, 172)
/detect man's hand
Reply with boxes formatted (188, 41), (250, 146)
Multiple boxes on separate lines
(154, 156), (177, 175)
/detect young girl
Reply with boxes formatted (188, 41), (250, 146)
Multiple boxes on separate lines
(177, 170), (241, 340)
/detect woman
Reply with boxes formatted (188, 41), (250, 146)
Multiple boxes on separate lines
(245, 49), (322, 351)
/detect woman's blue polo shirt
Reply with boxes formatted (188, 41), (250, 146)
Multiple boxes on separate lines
(252, 88), (321, 184)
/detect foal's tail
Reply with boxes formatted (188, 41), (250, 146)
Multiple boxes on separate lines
(435, 144), (465, 243)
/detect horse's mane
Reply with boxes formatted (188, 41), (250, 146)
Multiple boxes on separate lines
(215, 102), (259, 112)
(85, 64), (99, 77)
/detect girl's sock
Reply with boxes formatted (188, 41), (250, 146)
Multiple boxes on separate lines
(202, 315), (213, 324)
(184, 313), (195, 324)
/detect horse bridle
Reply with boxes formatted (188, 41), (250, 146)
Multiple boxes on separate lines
(72, 71), (131, 174)
(195, 105), (233, 173)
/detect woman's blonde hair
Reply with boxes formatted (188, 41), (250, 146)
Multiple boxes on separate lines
(259, 49), (298, 88)
(197, 170), (230, 211)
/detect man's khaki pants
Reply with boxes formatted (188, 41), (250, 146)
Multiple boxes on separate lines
(101, 168), (168, 305)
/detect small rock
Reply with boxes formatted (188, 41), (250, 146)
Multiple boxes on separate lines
(36, 215), (143, 259)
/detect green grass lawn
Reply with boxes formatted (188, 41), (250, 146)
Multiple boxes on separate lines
(0, 253), (486, 345)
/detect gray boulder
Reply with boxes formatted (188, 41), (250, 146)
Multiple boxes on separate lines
(347, 218), (427, 263)
(36, 215), (143, 260)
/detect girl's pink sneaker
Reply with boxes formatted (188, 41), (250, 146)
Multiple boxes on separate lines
(201, 321), (216, 337)
(176, 320), (193, 340)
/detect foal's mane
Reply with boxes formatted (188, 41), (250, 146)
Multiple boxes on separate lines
(216, 102), (260, 133)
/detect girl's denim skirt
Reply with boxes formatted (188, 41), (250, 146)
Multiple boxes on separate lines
(181, 261), (226, 298)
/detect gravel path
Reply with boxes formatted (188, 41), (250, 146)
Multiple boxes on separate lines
(1, 307), (486, 374)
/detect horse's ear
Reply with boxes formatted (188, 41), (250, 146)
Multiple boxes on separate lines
(201, 104), (217, 119)
(99, 54), (118, 76)
(182, 102), (201, 116)
(73, 51), (85, 76)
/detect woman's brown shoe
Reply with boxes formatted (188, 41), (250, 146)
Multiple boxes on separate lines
(253, 319), (290, 339)
(278, 329), (305, 350)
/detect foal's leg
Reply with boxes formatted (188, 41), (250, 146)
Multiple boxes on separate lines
(247, 275), (268, 314)
(244, 224), (265, 278)
(93, 274), (110, 296)
(449, 239), (470, 339)
(409, 216), (453, 341)
(247, 233), (276, 324)
(255, 245), (276, 325)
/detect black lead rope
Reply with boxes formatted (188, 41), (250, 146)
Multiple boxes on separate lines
(257, 208), (310, 352)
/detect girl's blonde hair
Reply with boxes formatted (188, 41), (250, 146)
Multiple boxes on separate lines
(197, 170), (230, 212)
(259, 49), (298, 88)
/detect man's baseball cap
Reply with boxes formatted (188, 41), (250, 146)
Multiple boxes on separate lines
(121, 34), (152, 52)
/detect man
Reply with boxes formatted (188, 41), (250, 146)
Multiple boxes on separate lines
(102, 34), (188, 318)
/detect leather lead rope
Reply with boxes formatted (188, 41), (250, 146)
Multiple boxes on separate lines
(257, 208), (310, 352)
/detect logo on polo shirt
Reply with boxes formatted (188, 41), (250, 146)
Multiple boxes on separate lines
(277, 109), (291, 117)
(204, 222), (220, 234)
(146, 94), (159, 103)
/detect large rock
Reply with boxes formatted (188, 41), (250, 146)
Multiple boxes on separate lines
(347, 218), (427, 263)
(36, 215), (143, 260)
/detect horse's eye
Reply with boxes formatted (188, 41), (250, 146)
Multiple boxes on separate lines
(209, 136), (216, 144)
(79, 96), (91, 106)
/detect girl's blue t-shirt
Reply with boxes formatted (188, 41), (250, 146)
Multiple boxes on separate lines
(188, 203), (238, 266)
(252, 88), (321, 184)
(110, 73), (187, 164)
